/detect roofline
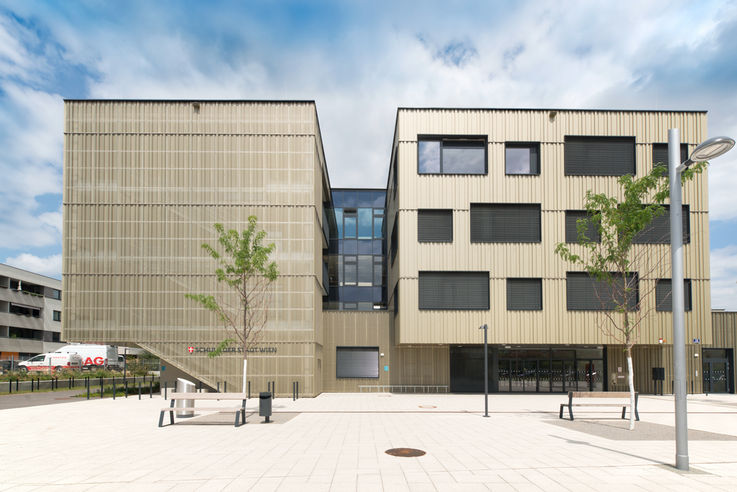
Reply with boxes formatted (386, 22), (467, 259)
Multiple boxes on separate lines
(331, 187), (386, 192)
(397, 107), (708, 114)
(64, 99), (317, 104)
(0, 262), (62, 284)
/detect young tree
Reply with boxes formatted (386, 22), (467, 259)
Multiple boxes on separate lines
(186, 217), (278, 394)
(555, 164), (703, 430)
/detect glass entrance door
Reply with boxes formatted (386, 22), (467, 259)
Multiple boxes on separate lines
(576, 360), (604, 391)
(703, 360), (729, 393)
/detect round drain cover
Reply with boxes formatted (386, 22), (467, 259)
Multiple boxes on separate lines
(385, 448), (426, 457)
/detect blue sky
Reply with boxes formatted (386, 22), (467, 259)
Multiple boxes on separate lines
(1, 0), (737, 309)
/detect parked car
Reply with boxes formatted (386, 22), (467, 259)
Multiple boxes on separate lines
(18, 352), (83, 372)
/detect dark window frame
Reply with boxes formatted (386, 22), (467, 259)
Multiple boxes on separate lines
(417, 135), (488, 175)
(470, 203), (542, 243)
(506, 278), (543, 311)
(633, 205), (690, 244)
(505, 142), (541, 176)
(52, 310), (61, 322)
(336, 346), (380, 379)
(564, 135), (636, 176)
(418, 209), (453, 243)
(565, 210), (601, 244)
(566, 272), (640, 311)
(418, 271), (490, 311)
(653, 143), (688, 170)
(655, 279), (693, 312)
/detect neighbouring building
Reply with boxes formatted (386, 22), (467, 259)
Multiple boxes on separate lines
(0, 263), (64, 361)
(62, 101), (736, 395)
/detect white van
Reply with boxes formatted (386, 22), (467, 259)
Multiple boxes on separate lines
(57, 344), (118, 369)
(18, 352), (83, 372)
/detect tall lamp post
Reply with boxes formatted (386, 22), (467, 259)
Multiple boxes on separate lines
(669, 130), (734, 471)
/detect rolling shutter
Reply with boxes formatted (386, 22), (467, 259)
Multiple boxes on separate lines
(565, 211), (601, 243)
(565, 136), (635, 176)
(418, 209), (453, 242)
(566, 272), (639, 311)
(470, 204), (541, 243)
(506, 278), (543, 310)
(336, 347), (379, 378)
(655, 279), (692, 312)
(419, 272), (489, 310)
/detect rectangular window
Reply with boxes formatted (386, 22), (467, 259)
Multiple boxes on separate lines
(565, 211), (601, 243)
(470, 204), (541, 243)
(336, 347), (379, 378)
(343, 210), (357, 239)
(419, 271), (489, 310)
(418, 209), (453, 242)
(655, 279), (692, 312)
(566, 272), (639, 311)
(344, 256), (357, 286)
(564, 136), (636, 176)
(393, 283), (399, 316)
(358, 208), (373, 239)
(53, 310), (61, 322)
(633, 205), (690, 244)
(357, 255), (373, 286)
(505, 143), (540, 175)
(653, 143), (688, 170)
(392, 147), (398, 198)
(506, 278), (542, 311)
(418, 137), (486, 175)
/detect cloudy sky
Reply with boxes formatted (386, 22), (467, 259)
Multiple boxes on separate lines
(1, 0), (736, 309)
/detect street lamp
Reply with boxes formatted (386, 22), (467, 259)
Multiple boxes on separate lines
(669, 130), (734, 471)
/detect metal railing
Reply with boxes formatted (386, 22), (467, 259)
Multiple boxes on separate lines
(359, 384), (449, 393)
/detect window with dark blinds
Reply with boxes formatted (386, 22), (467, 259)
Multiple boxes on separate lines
(565, 211), (601, 243)
(564, 136), (636, 176)
(418, 209), (453, 242)
(336, 347), (379, 378)
(653, 143), (688, 169)
(655, 279), (692, 312)
(419, 271), (489, 310)
(633, 205), (690, 244)
(506, 278), (542, 310)
(566, 272), (639, 311)
(470, 204), (541, 243)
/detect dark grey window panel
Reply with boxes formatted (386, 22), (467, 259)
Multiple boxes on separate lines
(633, 205), (690, 244)
(653, 143), (688, 169)
(418, 209), (453, 242)
(564, 136), (636, 176)
(565, 211), (601, 243)
(390, 215), (398, 265)
(655, 279), (692, 312)
(419, 271), (489, 310)
(566, 272), (639, 311)
(507, 278), (542, 311)
(470, 204), (541, 243)
(393, 283), (399, 316)
(336, 347), (379, 378)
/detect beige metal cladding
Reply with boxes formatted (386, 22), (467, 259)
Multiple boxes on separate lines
(390, 108), (710, 347)
(63, 100), (328, 395)
(322, 312), (391, 392)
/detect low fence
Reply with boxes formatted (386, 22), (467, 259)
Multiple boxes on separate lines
(359, 384), (449, 393)
(2, 375), (161, 399)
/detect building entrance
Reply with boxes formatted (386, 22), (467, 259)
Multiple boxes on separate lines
(703, 349), (734, 393)
(450, 345), (605, 393)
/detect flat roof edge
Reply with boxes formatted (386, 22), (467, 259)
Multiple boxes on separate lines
(397, 107), (707, 114)
(64, 99), (317, 104)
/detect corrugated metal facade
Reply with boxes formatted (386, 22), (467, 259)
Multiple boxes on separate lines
(387, 109), (711, 348)
(63, 101), (329, 396)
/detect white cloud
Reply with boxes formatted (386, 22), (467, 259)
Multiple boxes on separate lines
(5, 253), (61, 278)
(711, 246), (737, 311)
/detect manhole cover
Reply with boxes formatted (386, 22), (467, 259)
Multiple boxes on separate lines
(385, 448), (426, 457)
(418, 405), (436, 409)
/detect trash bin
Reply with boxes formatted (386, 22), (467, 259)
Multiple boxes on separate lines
(175, 378), (195, 417)
(259, 392), (272, 422)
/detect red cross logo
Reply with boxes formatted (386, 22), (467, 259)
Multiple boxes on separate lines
(188, 346), (194, 354)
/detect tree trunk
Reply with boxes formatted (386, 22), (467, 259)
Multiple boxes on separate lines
(626, 346), (635, 430)
(242, 358), (248, 395)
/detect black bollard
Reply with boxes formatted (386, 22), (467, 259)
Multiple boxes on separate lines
(149, 379), (153, 398)
(248, 381), (251, 399)
(113, 377), (116, 400)
(138, 380), (141, 400)
(296, 381), (299, 400)
(125, 379), (128, 398)
(164, 381), (167, 400)
(217, 382), (220, 393)
(87, 378), (90, 400)
(224, 381), (227, 393)
(8, 380), (11, 394)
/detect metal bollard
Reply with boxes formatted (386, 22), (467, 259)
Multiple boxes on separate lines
(87, 378), (90, 400)
(16, 379), (19, 391)
(125, 379), (128, 398)
(8, 380), (11, 394)
(248, 381), (251, 399)
(272, 381), (275, 399)
(113, 377), (116, 400)
(149, 379), (153, 398)
(31, 378), (34, 392)
(100, 377), (103, 398)
(224, 381), (227, 392)
(217, 382), (220, 393)
(164, 381), (167, 400)
(138, 380), (142, 400)
(198, 380), (202, 392)
(293, 381), (295, 401)
(296, 381), (299, 400)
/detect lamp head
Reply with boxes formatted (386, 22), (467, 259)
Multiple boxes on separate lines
(682, 136), (735, 169)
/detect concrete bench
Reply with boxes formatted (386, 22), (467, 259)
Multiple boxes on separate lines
(159, 392), (248, 427)
(559, 391), (639, 421)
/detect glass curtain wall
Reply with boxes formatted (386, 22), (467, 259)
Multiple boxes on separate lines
(325, 189), (386, 311)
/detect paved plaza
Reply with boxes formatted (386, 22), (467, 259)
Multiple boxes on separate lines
(1, 391), (737, 491)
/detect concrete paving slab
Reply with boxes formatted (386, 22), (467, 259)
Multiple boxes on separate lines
(1, 392), (736, 490)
